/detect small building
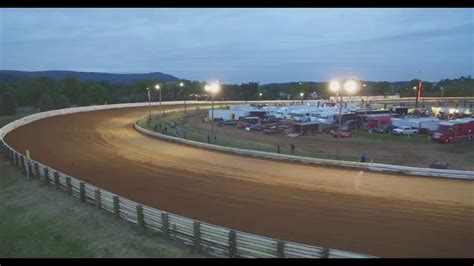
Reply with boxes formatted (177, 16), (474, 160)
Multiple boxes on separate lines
(293, 121), (322, 135)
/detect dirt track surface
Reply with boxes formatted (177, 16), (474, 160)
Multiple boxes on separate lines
(4, 105), (474, 258)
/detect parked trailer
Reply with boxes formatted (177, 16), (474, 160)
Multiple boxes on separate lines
(293, 122), (322, 135)
(391, 117), (440, 134)
(391, 117), (410, 128)
(409, 118), (439, 133)
(366, 114), (392, 129)
(209, 109), (250, 121)
(432, 118), (474, 144)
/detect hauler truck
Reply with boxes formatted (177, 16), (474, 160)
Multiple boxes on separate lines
(432, 118), (474, 143)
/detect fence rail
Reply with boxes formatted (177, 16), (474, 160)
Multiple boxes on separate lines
(0, 102), (379, 258)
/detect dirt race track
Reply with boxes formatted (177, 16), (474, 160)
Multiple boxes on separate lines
(4, 105), (474, 258)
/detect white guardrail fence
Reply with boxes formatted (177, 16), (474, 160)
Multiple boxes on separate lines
(0, 101), (378, 258)
(3, 101), (473, 258)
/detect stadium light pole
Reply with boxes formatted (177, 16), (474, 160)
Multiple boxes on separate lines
(413, 86), (417, 108)
(300, 92), (304, 105)
(259, 92), (262, 101)
(329, 80), (358, 160)
(146, 87), (151, 120)
(155, 84), (161, 121)
(179, 82), (187, 114)
(205, 82), (220, 143)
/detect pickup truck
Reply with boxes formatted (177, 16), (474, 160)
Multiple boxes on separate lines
(392, 126), (418, 136)
(245, 125), (263, 132)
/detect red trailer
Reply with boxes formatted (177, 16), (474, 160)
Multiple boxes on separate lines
(366, 114), (392, 129)
(432, 118), (474, 144)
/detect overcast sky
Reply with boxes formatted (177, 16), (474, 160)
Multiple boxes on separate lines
(0, 8), (472, 83)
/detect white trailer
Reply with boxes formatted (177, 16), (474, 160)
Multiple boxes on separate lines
(409, 118), (439, 131)
(208, 109), (249, 121)
(391, 117), (439, 131)
(391, 118), (410, 128)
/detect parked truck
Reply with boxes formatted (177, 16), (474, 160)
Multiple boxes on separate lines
(392, 126), (418, 136)
(432, 118), (474, 143)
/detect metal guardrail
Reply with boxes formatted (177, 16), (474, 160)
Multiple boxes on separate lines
(0, 101), (377, 259)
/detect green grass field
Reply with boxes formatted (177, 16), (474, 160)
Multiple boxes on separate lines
(0, 158), (204, 258)
(351, 129), (430, 144)
(139, 112), (360, 161)
(139, 112), (289, 154)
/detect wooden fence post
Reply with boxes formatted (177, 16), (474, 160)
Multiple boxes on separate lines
(79, 182), (85, 202)
(27, 160), (33, 179)
(136, 204), (145, 229)
(34, 163), (40, 179)
(54, 172), (60, 189)
(113, 196), (120, 218)
(18, 154), (22, 169)
(66, 176), (72, 195)
(229, 230), (237, 258)
(322, 247), (330, 258)
(193, 221), (201, 253)
(161, 212), (169, 238)
(20, 156), (26, 175)
(23, 157), (28, 176)
(43, 167), (49, 185)
(277, 241), (285, 258)
(95, 189), (101, 208)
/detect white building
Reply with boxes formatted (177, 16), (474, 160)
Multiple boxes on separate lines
(208, 104), (255, 120)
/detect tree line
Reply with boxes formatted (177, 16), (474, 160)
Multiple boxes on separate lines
(0, 75), (472, 115)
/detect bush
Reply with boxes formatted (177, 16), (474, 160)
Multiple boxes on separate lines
(0, 92), (17, 115)
(54, 94), (71, 109)
(37, 93), (55, 112)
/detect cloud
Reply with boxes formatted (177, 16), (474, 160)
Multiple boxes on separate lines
(0, 8), (472, 83)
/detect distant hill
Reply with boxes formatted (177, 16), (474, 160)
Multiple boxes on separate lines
(0, 70), (180, 84)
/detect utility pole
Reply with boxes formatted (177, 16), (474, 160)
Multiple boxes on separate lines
(337, 92), (342, 160)
(147, 88), (151, 120)
(211, 93), (214, 142)
(415, 69), (422, 108)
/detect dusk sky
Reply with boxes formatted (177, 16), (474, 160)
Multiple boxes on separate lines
(0, 8), (472, 84)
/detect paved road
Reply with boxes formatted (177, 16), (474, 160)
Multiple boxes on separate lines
(4, 105), (473, 258)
